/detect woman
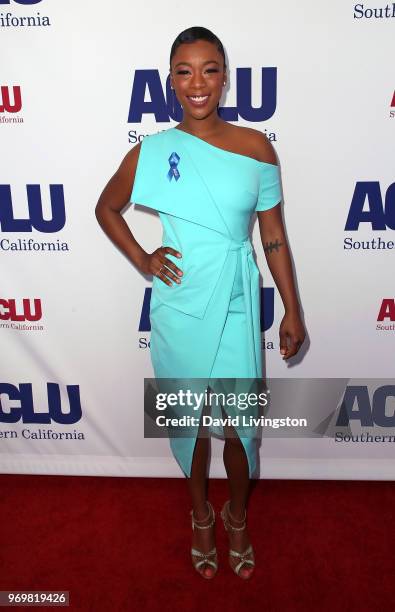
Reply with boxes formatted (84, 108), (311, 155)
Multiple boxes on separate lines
(95, 26), (306, 580)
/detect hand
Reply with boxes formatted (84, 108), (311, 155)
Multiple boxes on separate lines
(140, 246), (183, 286)
(279, 310), (306, 360)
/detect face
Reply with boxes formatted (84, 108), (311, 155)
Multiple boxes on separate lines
(170, 39), (226, 120)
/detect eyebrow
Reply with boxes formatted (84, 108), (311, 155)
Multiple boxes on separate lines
(174, 60), (220, 68)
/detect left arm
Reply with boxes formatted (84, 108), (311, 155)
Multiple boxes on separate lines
(252, 130), (306, 360)
(257, 205), (306, 360)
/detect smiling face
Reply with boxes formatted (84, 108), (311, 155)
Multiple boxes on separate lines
(170, 39), (226, 121)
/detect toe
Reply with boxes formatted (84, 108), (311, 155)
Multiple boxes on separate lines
(240, 566), (253, 579)
(203, 564), (214, 578)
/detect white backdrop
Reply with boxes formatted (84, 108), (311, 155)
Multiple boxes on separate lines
(1, 0), (394, 478)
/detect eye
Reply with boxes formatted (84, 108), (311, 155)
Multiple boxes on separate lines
(176, 69), (190, 75)
(205, 68), (219, 73)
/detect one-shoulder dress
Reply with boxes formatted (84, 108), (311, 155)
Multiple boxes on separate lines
(130, 126), (282, 478)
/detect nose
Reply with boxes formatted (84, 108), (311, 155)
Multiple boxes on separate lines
(190, 71), (205, 89)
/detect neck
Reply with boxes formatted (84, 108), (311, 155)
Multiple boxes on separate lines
(176, 112), (226, 138)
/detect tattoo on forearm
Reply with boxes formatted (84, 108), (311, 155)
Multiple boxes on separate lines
(263, 238), (283, 255)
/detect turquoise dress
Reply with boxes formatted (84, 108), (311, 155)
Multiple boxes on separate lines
(130, 127), (281, 478)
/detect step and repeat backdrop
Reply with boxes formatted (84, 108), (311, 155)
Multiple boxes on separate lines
(1, 0), (394, 478)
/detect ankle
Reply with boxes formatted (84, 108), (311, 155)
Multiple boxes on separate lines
(191, 501), (216, 531)
(192, 500), (211, 522)
(228, 501), (246, 525)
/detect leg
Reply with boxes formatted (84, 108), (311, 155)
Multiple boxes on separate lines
(188, 388), (217, 578)
(187, 405), (210, 514)
(222, 414), (250, 515)
(222, 405), (255, 579)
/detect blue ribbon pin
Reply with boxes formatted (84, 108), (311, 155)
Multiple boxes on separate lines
(167, 152), (181, 181)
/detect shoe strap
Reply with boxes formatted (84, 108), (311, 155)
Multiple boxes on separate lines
(234, 558), (255, 575)
(229, 544), (253, 558)
(191, 547), (218, 571)
(190, 500), (215, 530)
(229, 545), (255, 575)
(191, 547), (217, 558)
(194, 558), (218, 571)
(221, 501), (246, 531)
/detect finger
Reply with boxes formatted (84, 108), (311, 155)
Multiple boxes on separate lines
(279, 331), (288, 357)
(162, 246), (182, 258)
(160, 255), (183, 278)
(156, 269), (172, 286)
(283, 345), (298, 359)
(160, 263), (181, 284)
(283, 338), (302, 360)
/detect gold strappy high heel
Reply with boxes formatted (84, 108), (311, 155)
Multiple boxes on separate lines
(190, 500), (218, 579)
(220, 500), (255, 579)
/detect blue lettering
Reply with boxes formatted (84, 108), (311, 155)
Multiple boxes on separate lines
(0, 184), (66, 232)
(345, 182), (388, 230)
(220, 68), (277, 122)
(261, 287), (274, 331)
(138, 286), (274, 332)
(336, 384), (395, 427)
(139, 288), (152, 332)
(372, 385), (395, 427)
(128, 70), (171, 123)
(0, 383), (81, 424)
(385, 182), (395, 230)
(0, 0), (42, 4)
(336, 386), (374, 426)
(127, 67), (277, 123)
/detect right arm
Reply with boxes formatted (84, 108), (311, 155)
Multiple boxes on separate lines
(95, 143), (183, 286)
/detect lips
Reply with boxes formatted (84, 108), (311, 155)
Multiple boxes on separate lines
(186, 95), (210, 107)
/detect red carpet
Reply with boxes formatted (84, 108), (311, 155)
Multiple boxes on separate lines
(0, 475), (394, 611)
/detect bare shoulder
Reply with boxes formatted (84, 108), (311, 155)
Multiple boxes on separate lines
(228, 124), (278, 165)
(243, 126), (278, 164)
(107, 141), (141, 186)
(96, 140), (143, 213)
(121, 140), (142, 171)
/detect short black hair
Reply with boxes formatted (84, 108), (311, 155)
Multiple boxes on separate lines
(169, 26), (226, 69)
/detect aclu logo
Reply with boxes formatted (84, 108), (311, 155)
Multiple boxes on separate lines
(343, 181), (395, 251)
(336, 385), (395, 428)
(0, 298), (42, 321)
(137, 287), (275, 348)
(127, 68), (277, 124)
(0, 184), (69, 253)
(0, 85), (23, 124)
(0, 184), (65, 231)
(0, 382), (82, 424)
(376, 298), (395, 332)
(0, 0), (51, 28)
(0, 298), (44, 331)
